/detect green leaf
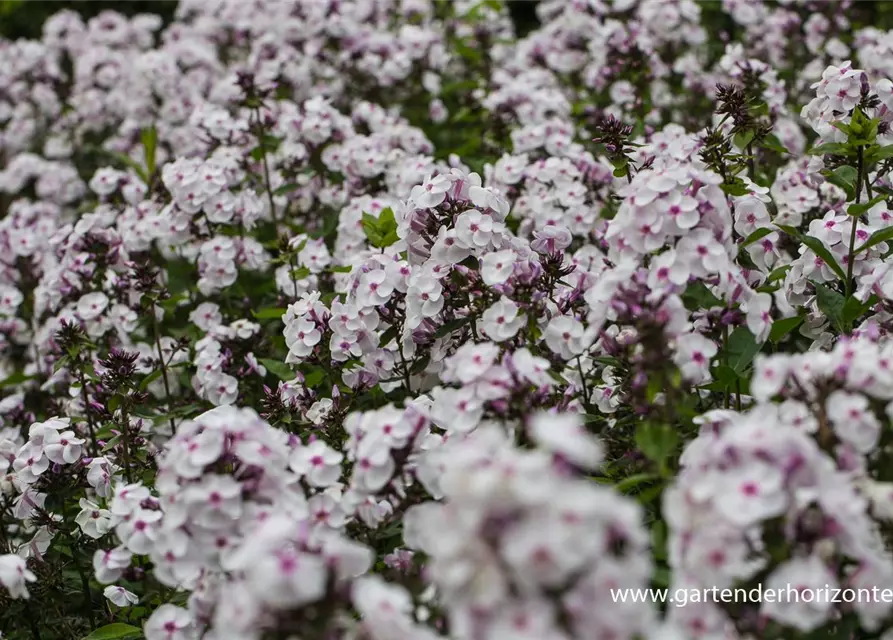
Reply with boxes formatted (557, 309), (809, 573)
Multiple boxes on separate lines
(0, 371), (35, 388)
(252, 307), (287, 320)
(760, 133), (789, 156)
(814, 283), (845, 331)
(766, 267), (791, 286)
(291, 266), (311, 280)
(378, 324), (399, 348)
(82, 623), (143, 640)
(720, 181), (750, 197)
(842, 294), (877, 326)
(733, 130), (754, 150)
(141, 126), (157, 179)
(303, 367), (325, 388)
(867, 144), (893, 164)
(776, 225), (847, 282)
(361, 207), (399, 249)
(411, 354), (432, 374)
(769, 316), (804, 343)
(856, 225), (893, 255)
(435, 316), (472, 338)
(273, 183), (299, 196)
(260, 358), (294, 381)
(808, 142), (850, 156)
(101, 435), (122, 453)
(681, 282), (722, 311)
(740, 227), (773, 248)
(329, 265), (353, 274)
(614, 473), (661, 494)
(95, 147), (148, 183)
(847, 194), (887, 217)
(138, 369), (163, 391)
(452, 37), (483, 64)
(54, 355), (70, 373)
(726, 327), (762, 372)
(635, 423), (678, 466)
(824, 165), (858, 200)
(831, 120), (853, 137)
(708, 364), (740, 388)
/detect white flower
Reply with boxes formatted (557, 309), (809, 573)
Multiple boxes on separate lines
(531, 225), (572, 254)
(104, 584), (138, 607)
(76, 292), (110, 321)
(409, 173), (451, 208)
(307, 399), (333, 425)
(12, 442), (49, 484)
(89, 167), (122, 196)
(285, 316), (321, 359)
(762, 555), (836, 631)
(480, 297), (525, 342)
(826, 390), (880, 453)
(511, 348), (553, 387)
(744, 292), (773, 343)
(454, 209), (495, 250)
(115, 508), (162, 555)
(543, 315), (588, 360)
(529, 412), (603, 469)
(76, 498), (112, 539)
(750, 354), (788, 401)
(480, 249), (517, 286)
(144, 604), (197, 640)
(43, 429), (85, 464)
(673, 333), (718, 383)
(203, 371), (238, 406)
(0, 554), (37, 599)
(189, 302), (222, 331)
(715, 461), (787, 527)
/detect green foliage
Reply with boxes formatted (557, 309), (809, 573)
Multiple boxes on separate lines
(0, 1), (178, 40)
(82, 624), (143, 640)
(361, 207), (399, 249)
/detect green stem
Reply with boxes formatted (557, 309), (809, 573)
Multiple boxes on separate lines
(746, 141), (756, 181)
(290, 253), (300, 300)
(576, 356), (593, 413)
(120, 405), (133, 484)
(254, 106), (278, 224)
(76, 366), (98, 457)
(63, 499), (96, 630)
(152, 310), (177, 433)
(722, 325), (730, 409)
(845, 146), (864, 301)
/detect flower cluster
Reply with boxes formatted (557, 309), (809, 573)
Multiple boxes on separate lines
(6, 2), (893, 640)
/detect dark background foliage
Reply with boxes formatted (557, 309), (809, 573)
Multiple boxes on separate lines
(0, 0), (893, 45)
(0, 1), (178, 38)
(5, 2), (893, 50)
(0, 0), (542, 39)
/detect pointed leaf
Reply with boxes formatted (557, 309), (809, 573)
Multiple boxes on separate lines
(260, 359), (294, 381)
(777, 225), (847, 282)
(847, 194), (887, 217)
(740, 227), (773, 248)
(808, 142), (850, 156)
(814, 283), (845, 331)
(769, 316), (804, 343)
(82, 623), (143, 639)
(856, 225), (893, 255)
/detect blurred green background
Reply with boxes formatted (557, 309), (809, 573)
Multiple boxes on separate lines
(0, 0), (542, 39)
